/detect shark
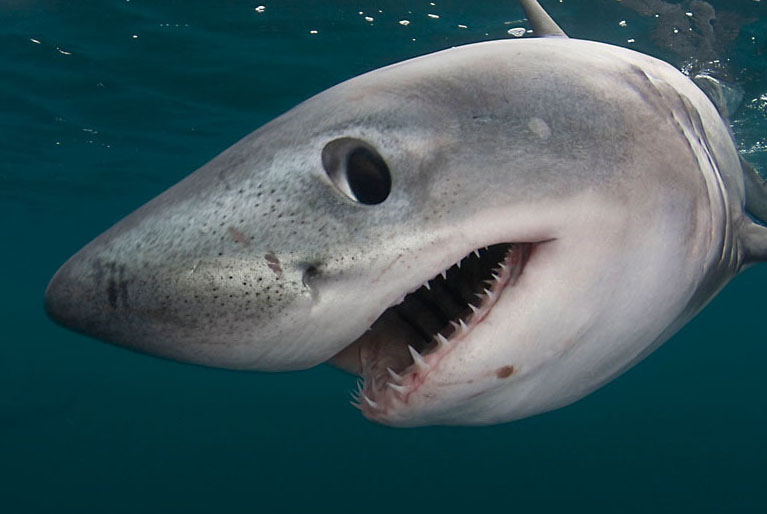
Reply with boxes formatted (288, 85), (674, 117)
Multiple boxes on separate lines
(44, 0), (767, 427)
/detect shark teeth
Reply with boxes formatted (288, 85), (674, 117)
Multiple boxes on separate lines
(353, 243), (531, 416)
(363, 394), (379, 409)
(408, 345), (430, 372)
(350, 379), (364, 400)
(387, 367), (403, 383)
(387, 382), (408, 395)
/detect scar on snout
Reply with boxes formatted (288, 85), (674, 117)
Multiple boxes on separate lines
(265, 251), (282, 275)
(496, 365), (515, 379)
(228, 226), (250, 246)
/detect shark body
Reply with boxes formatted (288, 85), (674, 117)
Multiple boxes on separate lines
(45, 1), (767, 426)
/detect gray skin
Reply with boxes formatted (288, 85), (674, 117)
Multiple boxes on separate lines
(45, 1), (767, 426)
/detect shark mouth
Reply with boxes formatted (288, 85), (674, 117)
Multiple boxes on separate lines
(348, 242), (532, 418)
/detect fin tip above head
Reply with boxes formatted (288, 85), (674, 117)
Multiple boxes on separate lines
(518, 0), (568, 38)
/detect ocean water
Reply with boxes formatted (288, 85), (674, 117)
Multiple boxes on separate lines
(2, 0), (766, 512)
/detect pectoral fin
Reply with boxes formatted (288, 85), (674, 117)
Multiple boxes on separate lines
(740, 156), (767, 263)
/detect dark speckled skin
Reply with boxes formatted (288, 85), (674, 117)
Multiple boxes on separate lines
(44, 36), (767, 387)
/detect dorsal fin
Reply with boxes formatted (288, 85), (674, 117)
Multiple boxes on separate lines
(519, 0), (568, 38)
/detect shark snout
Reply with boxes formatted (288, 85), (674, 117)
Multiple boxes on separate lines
(43, 222), (335, 369)
(44, 244), (146, 345)
(45, 254), (92, 334)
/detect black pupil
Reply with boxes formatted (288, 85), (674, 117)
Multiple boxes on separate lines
(345, 147), (391, 205)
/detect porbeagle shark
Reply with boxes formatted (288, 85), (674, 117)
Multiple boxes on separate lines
(45, 0), (767, 426)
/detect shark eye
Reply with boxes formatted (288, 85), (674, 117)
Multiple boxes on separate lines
(322, 138), (391, 205)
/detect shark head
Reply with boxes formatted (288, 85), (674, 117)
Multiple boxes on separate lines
(45, 2), (766, 426)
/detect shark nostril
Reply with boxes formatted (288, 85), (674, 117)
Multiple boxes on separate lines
(301, 265), (320, 288)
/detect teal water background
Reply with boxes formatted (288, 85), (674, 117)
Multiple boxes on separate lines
(2, 1), (766, 512)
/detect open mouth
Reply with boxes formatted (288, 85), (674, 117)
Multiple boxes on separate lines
(349, 242), (533, 416)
